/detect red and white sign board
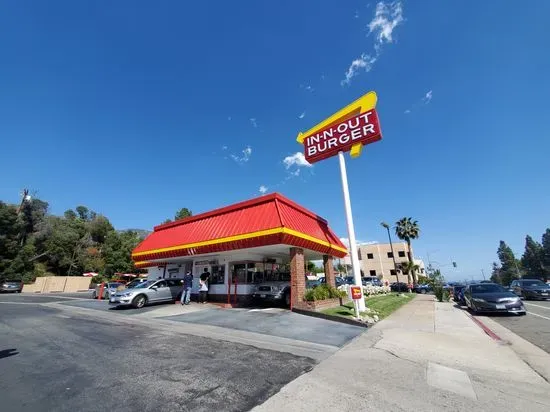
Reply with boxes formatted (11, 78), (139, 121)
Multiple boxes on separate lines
(351, 286), (362, 300)
(303, 110), (382, 164)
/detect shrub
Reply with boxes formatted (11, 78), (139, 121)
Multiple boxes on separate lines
(304, 284), (345, 301)
(434, 285), (451, 302)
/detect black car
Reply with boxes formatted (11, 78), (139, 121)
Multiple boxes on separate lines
(464, 283), (525, 315)
(390, 282), (409, 292)
(452, 285), (466, 304)
(0, 280), (23, 293)
(412, 284), (432, 294)
(510, 279), (550, 300)
(319, 276), (346, 287)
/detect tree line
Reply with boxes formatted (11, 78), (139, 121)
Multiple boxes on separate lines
(0, 197), (195, 283)
(491, 229), (550, 285)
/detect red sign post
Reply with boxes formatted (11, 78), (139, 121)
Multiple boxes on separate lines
(303, 110), (382, 164)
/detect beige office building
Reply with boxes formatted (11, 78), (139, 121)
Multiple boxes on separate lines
(345, 242), (425, 282)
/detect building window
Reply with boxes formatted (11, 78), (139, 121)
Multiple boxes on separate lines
(420, 268), (425, 274)
(387, 252), (394, 258)
(398, 251), (406, 258)
(367, 253), (374, 259)
(230, 262), (289, 284)
(369, 270), (376, 276)
(390, 269), (397, 276)
(210, 265), (225, 285)
(358, 249), (362, 260)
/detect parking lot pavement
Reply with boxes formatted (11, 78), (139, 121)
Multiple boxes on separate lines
(0, 301), (315, 412)
(161, 307), (365, 348)
(0, 294), (78, 304)
(489, 299), (550, 354)
(58, 297), (164, 316)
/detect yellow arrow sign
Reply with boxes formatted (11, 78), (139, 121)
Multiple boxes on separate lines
(296, 91), (378, 158)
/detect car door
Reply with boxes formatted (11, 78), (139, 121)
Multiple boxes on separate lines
(147, 280), (170, 302)
(167, 279), (183, 300)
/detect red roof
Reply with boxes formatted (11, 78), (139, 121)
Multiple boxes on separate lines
(132, 193), (347, 263)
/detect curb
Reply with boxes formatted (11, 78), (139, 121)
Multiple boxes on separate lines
(466, 312), (503, 341)
(292, 307), (369, 328)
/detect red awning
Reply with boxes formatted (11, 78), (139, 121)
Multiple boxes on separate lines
(132, 193), (347, 263)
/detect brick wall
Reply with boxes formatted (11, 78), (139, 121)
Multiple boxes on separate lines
(290, 247), (306, 310)
(301, 297), (343, 312)
(323, 255), (335, 288)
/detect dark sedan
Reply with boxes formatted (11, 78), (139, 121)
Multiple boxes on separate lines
(0, 280), (23, 293)
(452, 285), (466, 305)
(390, 282), (410, 292)
(464, 283), (525, 315)
(412, 284), (432, 294)
(510, 279), (550, 300)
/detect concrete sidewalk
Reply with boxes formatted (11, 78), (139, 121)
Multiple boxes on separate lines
(253, 294), (550, 411)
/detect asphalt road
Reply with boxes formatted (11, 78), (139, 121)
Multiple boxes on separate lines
(0, 298), (315, 412)
(488, 299), (550, 354)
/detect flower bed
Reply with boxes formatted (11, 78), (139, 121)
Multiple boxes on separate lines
(338, 284), (391, 297)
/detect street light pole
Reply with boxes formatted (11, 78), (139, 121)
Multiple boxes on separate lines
(381, 222), (400, 285)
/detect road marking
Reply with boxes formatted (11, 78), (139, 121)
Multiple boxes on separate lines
(524, 302), (550, 310)
(528, 312), (550, 321)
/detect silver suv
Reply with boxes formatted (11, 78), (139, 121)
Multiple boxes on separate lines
(252, 273), (291, 307)
(109, 279), (183, 309)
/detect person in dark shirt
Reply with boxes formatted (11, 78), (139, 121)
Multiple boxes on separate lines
(180, 271), (193, 305)
(199, 268), (211, 303)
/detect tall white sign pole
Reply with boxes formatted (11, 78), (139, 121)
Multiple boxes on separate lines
(338, 150), (366, 312)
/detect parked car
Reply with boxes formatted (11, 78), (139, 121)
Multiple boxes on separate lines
(109, 279), (183, 309)
(252, 274), (291, 307)
(390, 282), (409, 292)
(91, 282), (124, 300)
(362, 276), (383, 287)
(510, 279), (550, 300)
(319, 276), (346, 287)
(452, 285), (466, 304)
(464, 283), (525, 315)
(0, 280), (23, 293)
(306, 279), (322, 289)
(413, 284), (432, 294)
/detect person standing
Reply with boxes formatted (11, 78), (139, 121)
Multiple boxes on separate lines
(199, 276), (208, 303)
(180, 271), (193, 305)
(200, 268), (211, 303)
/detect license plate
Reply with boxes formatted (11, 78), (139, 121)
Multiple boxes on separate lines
(496, 304), (506, 309)
(260, 294), (266, 298)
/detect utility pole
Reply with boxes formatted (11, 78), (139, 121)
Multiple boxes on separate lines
(481, 269), (485, 280)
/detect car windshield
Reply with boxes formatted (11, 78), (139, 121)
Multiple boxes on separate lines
(470, 284), (506, 293)
(133, 281), (155, 289)
(108, 283), (122, 288)
(522, 280), (545, 286)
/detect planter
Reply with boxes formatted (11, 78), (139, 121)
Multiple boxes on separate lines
(299, 297), (344, 311)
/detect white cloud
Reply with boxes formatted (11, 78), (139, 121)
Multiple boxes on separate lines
(404, 109), (411, 114)
(341, 1), (404, 85)
(283, 152), (312, 169)
(423, 90), (433, 104)
(341, 53), (377, 85)
(368, 1), (404, 46)
(291, 169), (301, 177)
(259, 185), (268, 194)
(249, 118), (258, 128)
(298, 111), (306, 119)
(222, 145), (228, 150)
(230, 146), (252, 164)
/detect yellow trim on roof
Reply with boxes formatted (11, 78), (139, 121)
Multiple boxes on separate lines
(132, 227), (347, 258)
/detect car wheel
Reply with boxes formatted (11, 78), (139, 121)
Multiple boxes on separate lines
(284, 290), (291, 307)
(132, 295), (147, 309)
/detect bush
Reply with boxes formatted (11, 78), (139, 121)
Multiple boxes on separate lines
(304, 284), (345, 301)
(434, 285), (451, 302)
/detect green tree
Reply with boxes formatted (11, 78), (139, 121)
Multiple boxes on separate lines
(89, 215), (114, 244)
(175, 208), (192, 221)
(0, 202), (22, 280)
(490, 262), (501, 284)
(395, 217), (420, 283)
(398, 260), (419, 285)
(521, 235), (543, 279)
(542, 229), (550, 282)
(306, 261), (316, 273)
(75, 205), (90, 221)
(497, 240), (521, 285)
(103, 231), (141, 277)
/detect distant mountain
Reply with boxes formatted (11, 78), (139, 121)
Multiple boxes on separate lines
(117, 229), (151, 240)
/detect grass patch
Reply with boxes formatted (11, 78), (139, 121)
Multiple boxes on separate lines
(321, 293), (416, 319)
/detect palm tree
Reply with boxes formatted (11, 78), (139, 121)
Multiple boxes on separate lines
(397, 260), (419, 285)
(395, 217), (420, 283)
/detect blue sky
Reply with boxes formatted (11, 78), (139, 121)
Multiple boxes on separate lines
(1, 1), (549, 281)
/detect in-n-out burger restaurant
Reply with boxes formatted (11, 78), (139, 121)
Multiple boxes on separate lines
(131, 193), (347, 309)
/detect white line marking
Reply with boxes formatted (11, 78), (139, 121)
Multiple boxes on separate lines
(524, 302), (550, 310)
(528, 312), (550, 321)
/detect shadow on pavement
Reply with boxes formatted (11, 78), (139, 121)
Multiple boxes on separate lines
(0, 348), (19, 359)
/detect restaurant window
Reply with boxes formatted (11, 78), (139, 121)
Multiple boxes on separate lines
(398, 251), (406, 258)
(387, 252), (394, 258)
(367, 253), (374, 259)
(210, 265), (225, 285)
(231, 262), (290, 284)
(369, 270), (376, 276)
